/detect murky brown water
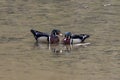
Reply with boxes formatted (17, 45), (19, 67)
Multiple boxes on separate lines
(0, 0), (120, 80)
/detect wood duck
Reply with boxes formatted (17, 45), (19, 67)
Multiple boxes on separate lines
(30, 29), (62, 44)
(63, 32), (90, 44)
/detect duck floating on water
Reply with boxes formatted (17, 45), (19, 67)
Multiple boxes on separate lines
(30, 29), (62, 44)
(63, 32), (90, 44)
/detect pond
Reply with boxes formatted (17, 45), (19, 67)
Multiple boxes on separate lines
(0, 0), (120, 80)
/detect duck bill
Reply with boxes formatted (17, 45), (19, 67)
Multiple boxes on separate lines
(59, 33), (63, 36)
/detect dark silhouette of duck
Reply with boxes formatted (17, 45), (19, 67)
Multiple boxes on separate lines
(30, 29), (62, 44)
(63, 32), (90, 44)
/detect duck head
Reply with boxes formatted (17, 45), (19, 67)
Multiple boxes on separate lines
(51, 29), (62, 36)
(64, 32), (72, 39)
(50, 29), (63, 44)
(63, 32), (72, 44)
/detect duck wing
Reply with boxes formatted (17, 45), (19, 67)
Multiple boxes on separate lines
(71, 35), (83, 39)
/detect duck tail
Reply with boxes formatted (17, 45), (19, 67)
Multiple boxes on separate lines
(79, 34), (90, 42)
(30, 29), (41, 41)
(30, 29), (36, 36)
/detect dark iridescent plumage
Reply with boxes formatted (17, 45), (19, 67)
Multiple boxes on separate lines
(31, 29), (62, 44)
(63, 32), (90, 44)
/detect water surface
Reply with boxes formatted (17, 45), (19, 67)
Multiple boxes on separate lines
(0, 0), (120, 80)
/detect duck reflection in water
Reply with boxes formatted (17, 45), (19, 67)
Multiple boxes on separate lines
(33, 42), (90, 55)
